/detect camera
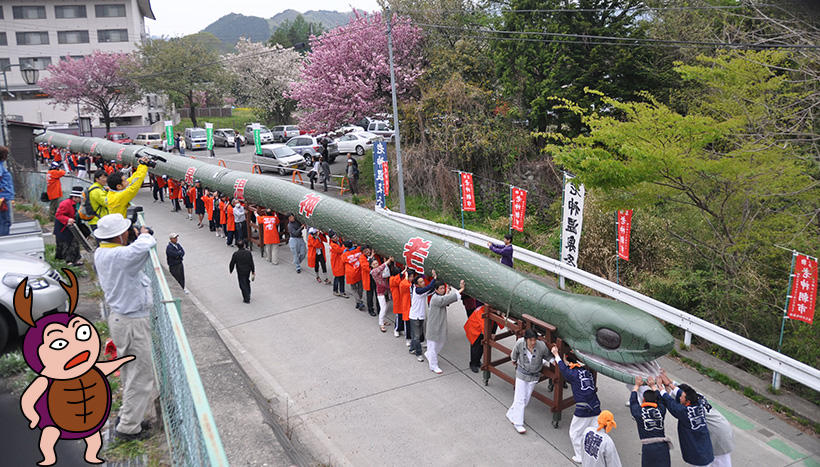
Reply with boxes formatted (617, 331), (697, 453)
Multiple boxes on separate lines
(135, 148), (167, 169)
(126, 206), (153, 244)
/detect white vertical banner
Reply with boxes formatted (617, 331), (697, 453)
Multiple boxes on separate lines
(560, 175), (585, 268)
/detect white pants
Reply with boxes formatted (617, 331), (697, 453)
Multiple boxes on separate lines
(109, 313), (156, 434)
(707, 454), (732, 467)
(506, 377), (538, 427)
(264, 243), (279, 264)
(425, 339), (445, 371)
(569, 415), (598, 459)
(377, 294), (387, 325)
(77, 169), (88, 180)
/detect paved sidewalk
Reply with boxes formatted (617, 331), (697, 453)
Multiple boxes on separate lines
(136, 191), (819, 466)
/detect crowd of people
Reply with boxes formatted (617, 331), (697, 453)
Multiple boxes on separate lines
(33, 143), (736, 465)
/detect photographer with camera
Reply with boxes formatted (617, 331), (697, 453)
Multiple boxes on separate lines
(93, 213), (157, 440)
(106, 156), (152, 218)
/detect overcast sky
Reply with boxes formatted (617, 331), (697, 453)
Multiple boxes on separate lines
(146, 0), (383, 37)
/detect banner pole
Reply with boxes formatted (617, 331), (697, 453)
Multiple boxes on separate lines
(615, 211), (620, 285)
(773, 250), (797, 390)
(459, 172), (465, 231)
(559, 172), (566, 290)
(509, 184), (513, 235)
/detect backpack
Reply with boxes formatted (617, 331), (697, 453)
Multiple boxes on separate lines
(78, 185), (103, 221)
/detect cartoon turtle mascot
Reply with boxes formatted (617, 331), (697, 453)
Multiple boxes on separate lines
(14, 269), (134, 465)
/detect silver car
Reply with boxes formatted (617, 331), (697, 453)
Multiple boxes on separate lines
(252, 144), (306, 175)
(272, 125), (300, 143)
(285, 136), (340, 164)
(0, 252), (68, 350)
(184, 127), (208, 150)
(245, 124), (274, 144)
(213, 128), (237, 147)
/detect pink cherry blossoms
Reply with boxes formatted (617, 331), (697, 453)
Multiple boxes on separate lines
(288, 11), (424, 131)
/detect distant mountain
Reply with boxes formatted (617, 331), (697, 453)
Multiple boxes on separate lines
(268, 9), (352, 32)
(202, 10), (353, 52)
(203, 13), (271, 51)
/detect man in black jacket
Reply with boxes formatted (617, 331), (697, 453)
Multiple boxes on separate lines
(229, 241), (255, 303)
(166, 233), (188, 294)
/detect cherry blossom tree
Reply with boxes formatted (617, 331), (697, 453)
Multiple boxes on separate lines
(39, 52), (141, 132)
(225, 38), (303, 125)
(288, 11), (424, 131)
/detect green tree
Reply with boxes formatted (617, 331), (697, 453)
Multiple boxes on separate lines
(492, 0), (679, 133)
(542, 50), (819, 370)
(268, 15), (324, 51)
(132, 36), (228, 127)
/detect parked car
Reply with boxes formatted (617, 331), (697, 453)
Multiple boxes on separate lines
(285, 136), (340, 164)
(355, 115), (391, 131)
(366, 121), (394, 142)
(105, 132), (132, 145)
(184, 127), (208, 150)
(0, 218), (45, 259)
(272, 125), (300, 143)
(134, 132), (163, 149)
(213, 128), (237, 147)
(0, 252), (68, 351)
(245, 124), (274, 144)
(335, 131), (381, 156)
(252, 144), (306, 175)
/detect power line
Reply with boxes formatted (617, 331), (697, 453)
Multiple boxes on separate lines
(416, 22), (820, 50)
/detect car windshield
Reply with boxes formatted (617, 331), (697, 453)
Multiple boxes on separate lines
(357, 132), (377, 139)
(286, 126), (298, 131)
(110, 134), (125, 140)
(273, 146), (297, 158)
(148, 134), (160, 140)
(221, 129), (235, 136)
(260, 126), (271, 132)
(190, 130), (206, 138)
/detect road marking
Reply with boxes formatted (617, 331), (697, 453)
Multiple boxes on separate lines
(710, 401), (755, 431)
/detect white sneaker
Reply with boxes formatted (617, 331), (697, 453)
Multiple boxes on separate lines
(514, 425), (526, 434)
(184, 289), (190, 294)
(393, 330), (399, 337)
(405, 340), (411, 347)
(625, 400), (630, 407)
(432, 367), (443, 374)
(417, 355), (424, 362)
(571, 456), (582, 464)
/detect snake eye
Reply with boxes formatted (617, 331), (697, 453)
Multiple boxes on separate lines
(596, 328), (621, 350)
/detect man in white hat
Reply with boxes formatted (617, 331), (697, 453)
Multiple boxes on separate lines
(93, 213), (156, 440)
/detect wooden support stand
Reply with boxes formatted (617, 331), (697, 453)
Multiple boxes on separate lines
(481, 307), (594, 428)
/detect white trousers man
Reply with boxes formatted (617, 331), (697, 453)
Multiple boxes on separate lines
(506, 378), (538, 432)
(425, 339), (445, 374)
(109, 313), (156, 435)
(264, 243), (279, 264)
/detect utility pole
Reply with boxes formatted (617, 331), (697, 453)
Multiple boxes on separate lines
(385, 7), (406, 213)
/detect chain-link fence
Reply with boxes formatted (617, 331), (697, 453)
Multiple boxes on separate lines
(139, 212), (229, 467)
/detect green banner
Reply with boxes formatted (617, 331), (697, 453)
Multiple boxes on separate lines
(205, 123), (214, 150)
(164, 121), (174, 147)
(253, 128), (262, 155)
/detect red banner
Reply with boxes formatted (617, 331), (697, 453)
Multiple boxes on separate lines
(382, 162), (389, 196)
(510, 187), (527, 232)
(617, 210), (633, 261)
(460, 172), (476, 212)
(788, 254), (817, 324)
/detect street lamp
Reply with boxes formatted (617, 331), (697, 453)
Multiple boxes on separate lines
(1, 61), (41, 146)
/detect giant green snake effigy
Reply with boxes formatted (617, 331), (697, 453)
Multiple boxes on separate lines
(37, 131), (673, 383)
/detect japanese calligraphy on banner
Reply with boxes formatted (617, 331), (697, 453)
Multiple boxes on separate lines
(788, 254), (817, 324)
(460, 172), (476, 212)
(617, 210), (633, 261)
(373, 141), (387, 209)
(164, 121), (174, 147)
(560, 176), (586, 268)
(184, 167), (196, 185)
(382, 162), (390, 196)
(252, 123), (262, 155)
(510, 186), (527, 232)
(233, 178), (248, 201)
(205, 122), (214, 151)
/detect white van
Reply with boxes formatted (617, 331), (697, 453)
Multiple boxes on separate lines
(184, 127), (208, 150)
(134, 132), (163, 149)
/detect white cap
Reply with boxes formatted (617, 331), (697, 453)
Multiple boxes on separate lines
(93, 213), (131, 239)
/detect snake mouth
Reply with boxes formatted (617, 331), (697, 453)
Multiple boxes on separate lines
(574, 350), (661, 382)
(64, 350), (90, 370)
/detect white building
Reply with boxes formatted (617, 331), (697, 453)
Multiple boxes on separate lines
(0, 0), (162, 127)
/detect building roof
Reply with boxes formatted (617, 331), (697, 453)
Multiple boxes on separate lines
(138, 0), (156, 20)
(7, 120), (46, 129)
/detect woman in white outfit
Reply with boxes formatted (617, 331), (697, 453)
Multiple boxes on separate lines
(506, 329), (550, 434)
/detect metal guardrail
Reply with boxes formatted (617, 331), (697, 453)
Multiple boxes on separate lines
(377, 208), (820, 391)
(139, 212), (230, 466)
